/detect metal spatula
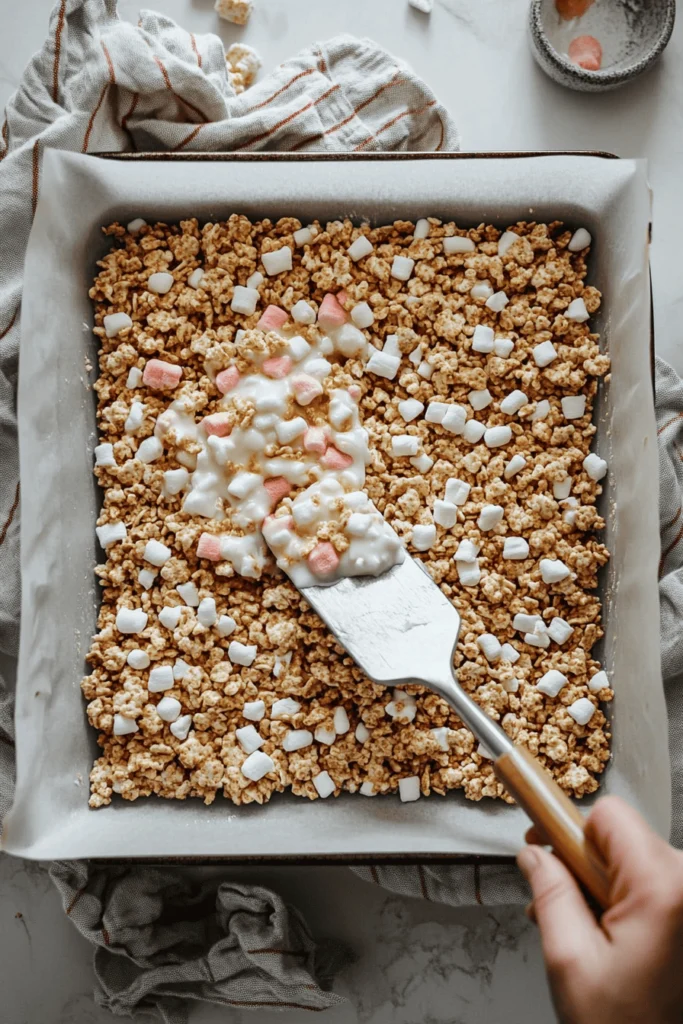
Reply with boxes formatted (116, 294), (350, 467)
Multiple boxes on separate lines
(293, 554), (610, 908)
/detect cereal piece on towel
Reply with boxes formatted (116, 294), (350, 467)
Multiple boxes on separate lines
(226, 43), (262, 93)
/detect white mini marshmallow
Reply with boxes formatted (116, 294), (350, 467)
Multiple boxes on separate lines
(355, 722), (370, 743)
(588, 670), (609, 693)
(525, 631), (550, 649)
(445, 478), (471, 505)
(568, 698), (595, 725)
(537, 669), (569, 697)
(532, 399), (551, 421)
(236, 724), (264, 754)
(540, 558), (571, 584)
(568, 228), (592, 252)
(553, 477), (573, 500)
(468, 389), (493, 411)
(243, 700), (266, 721)
(391, 255), (415, 281)
(94, 442), (117, 467)
(433, 500), (457, 528)
(197, 597), (217, 627)
(148, 272), (174, 294)
(116, 607), (147, 634)
(366, 349), (400, 380)
(231, 286), (259, 316)
(228, 471), (261, 499)
(176, 582), (200, 607)
(504, 454), (526, 479)
(159, 606), (182, 629)
(431, 726), (450, 751)
(173, 659), (190, 680)
(477, 633), (502, 662)
(412, 524), (437, 551)
(148, 665), (174, 692)
(104, 312), (132, 338)
(303, 357), (333, 379)
(315, 726), (336, 745)
(454, 538), (479, 562)
(392, 434), (420, 457)
(334, 707), (350, 734)
(127, 218), (146, 232)
(241, 750), (275, 782)
(409, 0), (433, 13)
(477, 504), (504, 531)
(444, 235), (474, 254)
(360, 781), (376, 796)
(217, 615), (237, 637)
(457, 560), (481, 586)
(313, 771), (336, 798)
(500, 390), (528, 415)
(410, 453), (434, 473)
(138, 568), (157, 590)
(484, 425), (512, 448)
(271, 697), (301, 719)
(293, 225), (314, 246)
(547, 617), (574, 644)
(347, 235), (374, 261)
(137, 436), (163, 464)
(351, 302), (375, 329)
(398, 776), (421, 802)
(126, 367), (143, 389)
(275, 416), (307, 444)
(127, 649), (150, 669)
(442, 405), (468, 434)
(336, 324), (367, 359)
(287, 336), (311, 363)
(500, 642), (520, 664)
(504, 678), (520, 693)
(188, 268), (205, 289)
(247, 271), (264, 289)
(170, 715), (193, 741)
(113, 714), (138, 736)
(503, 537), (529, 560)
(418, 361), (434, 379)
(163, 468), (189, 496)
(413, 218), (430, 239)
(513, 613), (543, 633)
(144, 539), (171, 567)
(425, 401), (449, 424)
(96, 522), (127, 548)
(583, 452), (608, 481)
(398, 398), (424, 423)
(493, 337), (515, 357)
(291, 300), (316, 324)
(228, 641), (257, 667)
(471, 281), (494, 301)
(498, 230), (519, 257)
(283, 729), (313, 752)
(566, 297), (589, 322)
(472, 325), (495, 353)
(157, 697), (182, 723)
(262, 246), (292, 276)
(124, 401), (145, 433)
(533, 340), (558, 368)
(486, 290), (509, 313)
(562, 396), (586, 420)
(463, 419), (486, 443)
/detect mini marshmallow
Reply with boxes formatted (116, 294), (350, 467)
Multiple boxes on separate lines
(156, 697), (182, 723)
(583, 452), (608, 481)
(336, 324), (367, 359)
(170, 715), (192, 741)
(126, 367), (143, 389)
(137, 435), (164, 464)
(246, 271), (264, 289)
(313, 771), (336, 799)
(143, 539), (171, 567)
(124, 402), (145, 433)
(360, 781), (376, 797)
(472, 325), (495, 353)
(291, 300), (316, 324)
(271, 697), (301, 719)
(196, 534), (222, 562)
(553, 477), (573, 500)
(243, 700), (266, 721)
(433, 500), (457, 528)
(410, 453), (434, 473)
(308, 541), (341, 577)
(503, 537), (529, 560)
(392, 435), (420, 457)
(568, 228), (592, 252)
(315, 726), (336, 746)
(383, 334), (401, 358)
(468, 389), (493, 412)
(568, 697), (596, 725)
(477, 633), (502, 662)
(477, 504), (504, 531)
(532, 340), (558, 368)
(391, 255), (415, 281)
(143, 359), (182, 390)
(444, 235), (475, 254)
(398, 398), (424, 423)
(532, 399), (551, 421)
(463, 419), (486, 443)
(127, 649), (150, 669)
(498, 230), (519, 257)
(217, 615), (237, 637)
(173, 659), (190, 680)
(159, 606), (182, 629)
(318, 293), (348, 332)
(408, 346), (423, 366)
(188, 268), (205, 289)
(409, 0), (433, 13)
(493, 337), (515, 357)
(355, 722), (370, 743)
(96, 522), (127, 548)
(351, 302), (375, 329)
(398, 776), (421, 802)
(537, 669), (569, 697)
(236, 724), (264, 754)
(513, 613), (543, 633)
(500, 390), (528, 415)
(228, 471), (261, 498)
(288, 335), (311, 362)
(293, 226), (314, 246)
(454, 538), (479, 562)
(138, 568), (157, 590)
(262, 246), (292, 276)
(320, 447), (353, 470)
(540, 558), (571, 584)
(257, 305), (289, 331)
(113, 715), (138, 736)
(431, 726), (450, 751)
(276, 416), (307, 444)
(127, 218), (146, 232)
(547, 617), (574, 644)
(500, 643), (520, 664)
(334, 707), (351, 734)
(176, 581), (200, 607)
(425, 401), (449, 424)
(291, 373), (324, 405)
(525, 631), (550, 649)
(442, 404), (468, 434)
(562, 395), (586, 420)
(419, 360), (434, 378)
(241, 750), (275, 782)
(471, 281), (494, 301)
(486, 290), (509, 313)
(302, 357), (332, 379)
(504, 454), (526, 479)
(148, 272), (174, 295)
(366, 350), (400, 380)
(148, 665), (174, 692)
(457, 559), (481, 586)
(231, 285), (260, 316)
(412, 524), (437, 551)
(445, 478), (470, 506)
(116, 607), (147, 634)
(228, 641), (257, 667)
(94, 443), (117, 468)
(588, 670), (609, 693)
(413, 218), (430, 238)
(566, 297), (590, 322)
(347, 235), (374, 261)
(104, 312), (132, 338)
(283, 729), (313, 752)
(263, 355), (293, 379)
(484, 425), (512, 448)
(163, 468), (189, 496)
(197, 597), (217, 627)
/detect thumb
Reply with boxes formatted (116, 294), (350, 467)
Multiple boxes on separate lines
(518, 845), (604, 967)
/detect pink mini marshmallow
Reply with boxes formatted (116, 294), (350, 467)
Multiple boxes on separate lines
(142, 359), (182, 390)
(291, 374), (324, 406)
(197, 533), (222, 561)
(337, 289), (349, 308)
(215, 366), (240, 394)
(264, 513), (294, 530)
(257, 305), (289, 332)
(263, 476), (292, 505)
(262, 355), (293, 379)
(348, 385), (361, 401)
(318, 293), (348, 331)
(308, 541), (340, 578)
(321, 446), (353, 470)
(303, 427), (328, 455)
(202, 412), (232, 437)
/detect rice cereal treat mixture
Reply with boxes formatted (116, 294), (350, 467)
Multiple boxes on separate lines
(84, 213), (613, 809)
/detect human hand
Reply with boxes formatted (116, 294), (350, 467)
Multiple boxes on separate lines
(517, 795), (683, 1024)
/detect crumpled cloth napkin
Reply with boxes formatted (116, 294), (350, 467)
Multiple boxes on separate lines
(0, 0), (457, 1020)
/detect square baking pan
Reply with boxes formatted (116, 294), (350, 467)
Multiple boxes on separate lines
(3, 150), (669, 861)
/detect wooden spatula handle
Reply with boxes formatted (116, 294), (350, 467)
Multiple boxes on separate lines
(494, 744), (611, 909)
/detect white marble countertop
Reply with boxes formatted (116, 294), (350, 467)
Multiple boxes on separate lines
(2, 1), (681, 1021)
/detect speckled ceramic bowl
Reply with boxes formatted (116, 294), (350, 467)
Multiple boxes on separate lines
(529, 0), (676, 92)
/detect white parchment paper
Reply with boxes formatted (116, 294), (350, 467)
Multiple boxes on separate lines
(3, 150), (668, 860)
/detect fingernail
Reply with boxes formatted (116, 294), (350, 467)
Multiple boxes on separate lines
(517, 845), (540, 879)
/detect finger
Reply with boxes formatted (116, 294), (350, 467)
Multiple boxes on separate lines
(525, 900), (537, 924)
(585, 796), (673, 899)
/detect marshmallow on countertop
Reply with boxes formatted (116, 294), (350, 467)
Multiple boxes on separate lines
(472, 324), (494, 353)
(567, 698), (596, 725)
(398, 776), (421, 802)
(411, 523), (437, 551)
(391, 255), (415, 281)
(537, 669), (569, 697)
(540, 558), (571, 584)
(477, 633), (502, 662)
(228, 640), (257, 667)
(103, 312), (132, 338)
(566, 297), (590, 322)
(262, 246), (292, 276)
(243, 700), (266, 721)
(313, 771), (336, 799)
(584, 452), (608, 481)
(127, 649), (150, 669)
(444, 235), (474, 254)
(116, 607), (147, 634)
(532, 340), (557, 368)
(96, 521), (126, 548)
(568, 228), (592, 252)
(504, 454), (526, 479)
(477, 504), (503, 531)
(241, 750), (275, 782)
(347, 235), (374, 262)
(148, 272), (174, 295)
